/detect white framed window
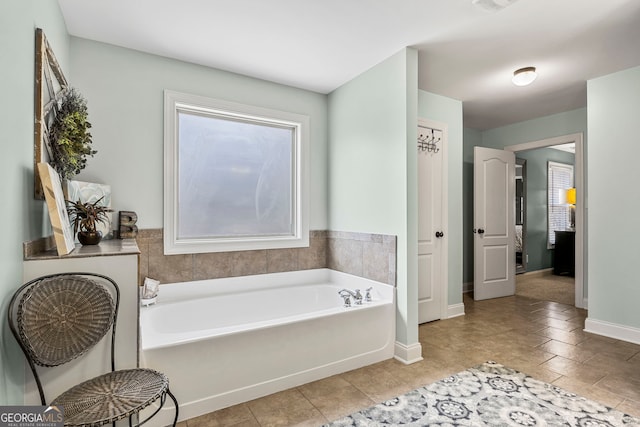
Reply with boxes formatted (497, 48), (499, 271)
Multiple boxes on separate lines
(547, 161), (573, 247)
(164, 90), (309, 254)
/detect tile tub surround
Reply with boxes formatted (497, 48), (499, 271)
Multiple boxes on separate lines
(136, 229), (396, 286)
(327, 231), (396, 286)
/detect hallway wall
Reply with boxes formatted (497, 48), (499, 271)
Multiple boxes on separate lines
(587, 65), (640, 338)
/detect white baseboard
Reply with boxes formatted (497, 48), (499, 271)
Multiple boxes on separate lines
(584, 317), (640, 345)
(446, 303), (465, 319)
(393, 341), (423, 365)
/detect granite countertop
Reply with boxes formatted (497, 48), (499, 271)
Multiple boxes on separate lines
(24, 238), (140, 261)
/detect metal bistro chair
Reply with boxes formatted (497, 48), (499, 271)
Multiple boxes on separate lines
(8, 272), (178, 426)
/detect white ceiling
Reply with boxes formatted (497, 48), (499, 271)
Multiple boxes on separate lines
(57, 0), (640, 130)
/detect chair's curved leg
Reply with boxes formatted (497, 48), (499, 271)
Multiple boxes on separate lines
(137, 394), (165, 426)
(136, 389), (178, 427)
(167, 389), (179, 426)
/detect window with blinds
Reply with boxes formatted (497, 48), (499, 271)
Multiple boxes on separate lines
(547, 161), (574, 247)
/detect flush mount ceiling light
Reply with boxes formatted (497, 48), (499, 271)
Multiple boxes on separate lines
(472, 0), (520, 12)
(512, 66), (537, 86)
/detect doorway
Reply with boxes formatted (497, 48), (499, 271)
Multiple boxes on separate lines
(417, 118), (448, 323)
(506, 133), (584, 308)
(515, 158), (527, 274)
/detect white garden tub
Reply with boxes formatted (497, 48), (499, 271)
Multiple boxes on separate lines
(139, 268), (395, 423)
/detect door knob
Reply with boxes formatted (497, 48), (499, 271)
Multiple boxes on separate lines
(435, 231), (444, 238)
(478, 228), (485, 235)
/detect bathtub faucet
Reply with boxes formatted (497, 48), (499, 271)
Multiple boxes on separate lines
(338, 289), (363, 307)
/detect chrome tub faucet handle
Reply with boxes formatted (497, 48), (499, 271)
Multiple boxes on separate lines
(353, 289), (363, 305)
(365, 287), (373, 302)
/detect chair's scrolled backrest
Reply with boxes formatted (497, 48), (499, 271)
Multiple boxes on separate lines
(16, 275), (115, 367)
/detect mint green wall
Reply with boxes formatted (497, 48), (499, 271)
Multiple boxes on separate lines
(0, 0), (69, 405)
(481, 108), (587, 150)
(463, 109), (587, 285)
(515, 148), (575, 271)
(328, 48), (418, 345)
(418, 91), (464, 307)
(69, 37), (328, 230)
(587, 66), (640, 329)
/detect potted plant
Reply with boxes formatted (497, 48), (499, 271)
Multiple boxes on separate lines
(66, 197), (113, 245)
(49, 88), (97, 180)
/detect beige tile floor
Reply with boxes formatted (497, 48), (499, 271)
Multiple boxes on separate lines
(179, 294), (640, 426)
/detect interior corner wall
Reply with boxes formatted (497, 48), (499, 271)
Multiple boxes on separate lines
(418, 91), (464, 307)
(0, 0), (69, 405)
(69, 37), (328, 231)
(587, 66), (640, 331)
(327, 48), (418, 346)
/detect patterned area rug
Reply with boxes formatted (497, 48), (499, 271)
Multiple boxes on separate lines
(324, 362), (639, 426)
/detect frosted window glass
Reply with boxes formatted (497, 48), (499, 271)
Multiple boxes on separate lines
(177, 111), (294, 239)
(164, 90), (308, 254)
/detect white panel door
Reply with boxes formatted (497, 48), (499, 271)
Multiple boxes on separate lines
(474, 147), (515, 300)
(418, 121), (444, 323)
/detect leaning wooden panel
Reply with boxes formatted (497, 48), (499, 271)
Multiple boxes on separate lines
(34, 28), (68, 199)
(38, 162), (75, 255)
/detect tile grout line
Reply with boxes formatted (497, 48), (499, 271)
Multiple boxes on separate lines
(295, 386), (330, 424)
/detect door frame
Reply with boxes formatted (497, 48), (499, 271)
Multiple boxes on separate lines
(417, 118), (449, 320)
(515, 158), (527, 274)
(505, 132), (585, 309)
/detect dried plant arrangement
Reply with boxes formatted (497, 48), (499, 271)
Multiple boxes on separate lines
(49, 88), (97, 180)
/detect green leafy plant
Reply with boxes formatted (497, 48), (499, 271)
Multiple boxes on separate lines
(49, 88), (96, 179)
(66, 197), (113, 235)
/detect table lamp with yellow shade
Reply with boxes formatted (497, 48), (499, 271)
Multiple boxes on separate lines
(566, 187), (576, 229)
